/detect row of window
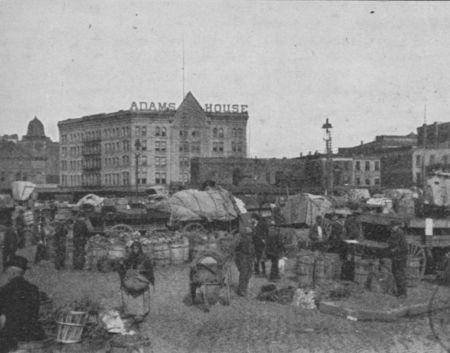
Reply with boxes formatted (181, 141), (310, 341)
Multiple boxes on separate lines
(355, 160), (380, 172)
(105, 140), (131, 154)
(0, 171), (28, 183)
(415, 154), (450, 167)
(355, 177), (380, 186)
(62, 125), (245, 145)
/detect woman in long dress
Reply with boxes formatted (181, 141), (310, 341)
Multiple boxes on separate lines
(118, 241), (155, 322)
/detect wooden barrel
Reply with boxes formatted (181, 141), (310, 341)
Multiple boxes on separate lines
(324, 253), (341, 280)
(24, 210), (34, 226)
(354, 257), (371, 286)
(170, 238), (189, 265)
(110, 335), (152, 353)
(153, 242), (170, 266)
(407, 258), (421, 287)
(296, 251), (315, 287)
(314, 256), (325, 285)
(108, 245), (127, 260)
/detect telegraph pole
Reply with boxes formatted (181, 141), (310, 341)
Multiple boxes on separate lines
(322, 118), (333, 196)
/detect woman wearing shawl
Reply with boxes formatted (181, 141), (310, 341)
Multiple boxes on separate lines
(118, 241), (155, 322)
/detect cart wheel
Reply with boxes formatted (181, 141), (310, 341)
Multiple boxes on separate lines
(408, 241), (426, 280)
(110, 224), (134, 233)
(183, 223), (206, 233)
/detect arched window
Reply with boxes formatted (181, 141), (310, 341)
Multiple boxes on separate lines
(218, 128), (224, 138)
(161, 127), (166, 137)
(155, 127), (160, 136)
(213, 128), (218, 138)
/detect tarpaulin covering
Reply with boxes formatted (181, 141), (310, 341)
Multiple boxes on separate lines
(77, 194), (105, 208)
(11, 181), (36, 201)
(348, 188), (370, 201)
(169, 187), (239, 222)
(425, 173), (450, 207)
(279, 193), (333, 227)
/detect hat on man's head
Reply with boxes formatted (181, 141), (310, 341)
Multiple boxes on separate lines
(6, 255), (29, 271)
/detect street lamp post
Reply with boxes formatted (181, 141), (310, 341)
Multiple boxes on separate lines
(322, 118), (333, 196)
(135, 139), (141, 201)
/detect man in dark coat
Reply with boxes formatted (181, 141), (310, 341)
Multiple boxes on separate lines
(0, 256), (45, 353)
(15, 209), (26, 249)
(309, 215), (328, 252)
(235, 228), (255, 296)
(72, 213), (89, 270)
(265, 227), (285, 281)
(327, 214), (347, 261)
(53, 218), (68, 270)
(386, 220), (409, 298)
(251, 214), (268, 276)
(2, 217), (17, 271)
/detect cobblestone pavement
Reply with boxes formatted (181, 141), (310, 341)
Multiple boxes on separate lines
(25, 262), (449, 353)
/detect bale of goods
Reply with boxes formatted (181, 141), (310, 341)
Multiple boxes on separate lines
(108, 245), (127, 260)
(296, 250), (315, 287)
(110, 335), (152, 353)
(56, 311), (88, 344)
(169, 237), (189, 265)
(153, 242), (170, 266)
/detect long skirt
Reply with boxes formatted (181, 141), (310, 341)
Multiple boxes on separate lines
(121, 287), (150, 318)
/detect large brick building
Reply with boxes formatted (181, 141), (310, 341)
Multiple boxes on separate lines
(57, 92), (248, 189)
(0, 117), (59, 191)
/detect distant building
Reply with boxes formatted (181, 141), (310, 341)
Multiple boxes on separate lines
(417, 122), (450, 148)
(0, 117), (59, 190)
(191, 154), (381, 194)
(57, 92), (248, 190)
(339, 133), (417, 188)
(190, 157), (303, 188)
(412, 147), (450, 185)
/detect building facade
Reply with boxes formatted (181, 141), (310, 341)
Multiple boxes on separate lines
(57, 92), (248, 189)
(412, 147), (450, 185)
(417, 122), (450, 148)
(0, 117), (60, 191)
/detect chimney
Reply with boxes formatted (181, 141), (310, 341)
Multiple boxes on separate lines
(360, 140), (364, 145)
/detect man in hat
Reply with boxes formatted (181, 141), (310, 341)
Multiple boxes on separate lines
(309, 215), (328, 252)
(386, 220), (409, 298)
(235, 227), (255, 296)
(0, 256), (45, 353)
(2, 216), (17, 271)
(72, 212), (90, 270)
(251, 214), (268, 276)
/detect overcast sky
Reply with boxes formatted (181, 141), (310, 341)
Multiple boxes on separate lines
(1, 1), (450, 158)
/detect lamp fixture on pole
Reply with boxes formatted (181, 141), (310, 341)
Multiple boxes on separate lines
(322, 118), (333, 195)
(135, 139), (141, 200)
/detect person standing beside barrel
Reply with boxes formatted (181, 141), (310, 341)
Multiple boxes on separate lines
(72, 212), (89, 270)
(118, 241), (155, 322)
(53, 216), (68, 270)
(385, 220), (408, 299)
(309, 215), (328, 253)
(235, 227), (255, 297)
(2, 216), (18, 271)
(251, 214), (268, 277)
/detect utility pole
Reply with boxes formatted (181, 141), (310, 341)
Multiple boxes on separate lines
(422, 103), (427, 188)
(322, 118), (333, 196)
(135, 139), (141, 201)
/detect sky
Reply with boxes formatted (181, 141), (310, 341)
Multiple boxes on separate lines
(1, 1), (450, 158)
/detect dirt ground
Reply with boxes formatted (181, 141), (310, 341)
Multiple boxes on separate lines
(7, 260), (450, 353)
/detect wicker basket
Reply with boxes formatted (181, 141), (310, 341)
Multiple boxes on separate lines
(56, 310), (88, 343)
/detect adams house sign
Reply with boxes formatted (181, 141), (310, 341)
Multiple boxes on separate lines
(130, 101), (248, 114)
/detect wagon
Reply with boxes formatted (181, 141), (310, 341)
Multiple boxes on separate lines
(355, 213), (450, 281)
(189, 250), (232, 312)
